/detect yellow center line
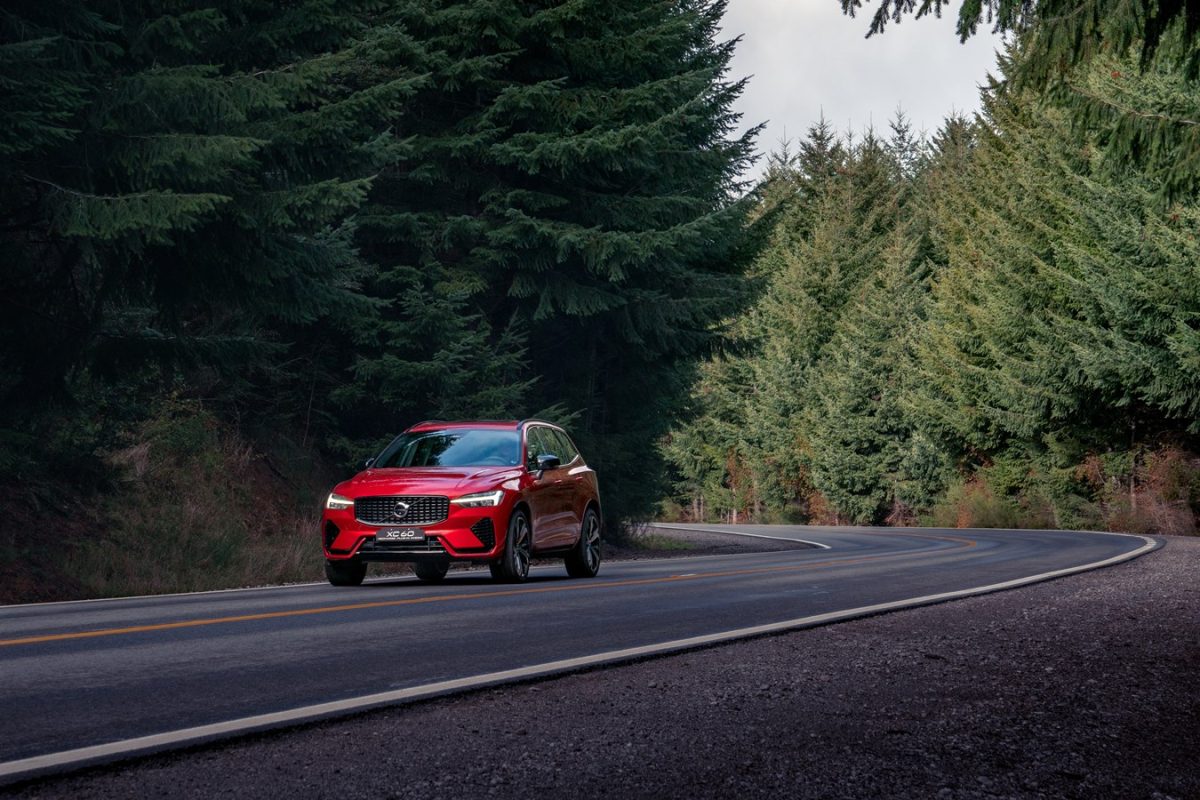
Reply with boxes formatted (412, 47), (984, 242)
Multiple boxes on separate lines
(0, 534), (977, 648)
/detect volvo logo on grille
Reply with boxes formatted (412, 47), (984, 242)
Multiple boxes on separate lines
(391, 501), (411, 520)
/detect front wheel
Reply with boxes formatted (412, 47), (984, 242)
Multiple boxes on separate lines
(325, 558), (366, 586)
(491, 508), (531, 583)
(565, 507), (602, 578)
(413, 559), (449, 583)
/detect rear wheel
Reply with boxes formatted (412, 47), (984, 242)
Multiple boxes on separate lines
(565, 507), (602, 578)
(491, 508), (531, 582)
(413, 560), (449, 583)
(325, 558), (366, 587)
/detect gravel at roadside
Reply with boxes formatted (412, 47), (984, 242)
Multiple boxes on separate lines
(6, 536), (1198, 800)
(601, 524), (807, 561)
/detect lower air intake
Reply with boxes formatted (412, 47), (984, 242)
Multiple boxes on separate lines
(470, 518), (496, 549)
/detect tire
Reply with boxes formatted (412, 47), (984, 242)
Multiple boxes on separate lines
(325, 558), (366, 586)
(491, 508), (532, 583)
(565, 507), (602, 578)
(413, 559), (449, 583)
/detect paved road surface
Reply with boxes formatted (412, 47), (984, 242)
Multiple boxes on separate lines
(0, 526), (1154, 781)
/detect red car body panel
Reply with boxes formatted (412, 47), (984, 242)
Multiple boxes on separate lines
(321, 420), (601, 565)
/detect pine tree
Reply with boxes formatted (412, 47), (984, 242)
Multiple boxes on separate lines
(0, 1), (423, 465)
(661, 354), (760, 522)
(914, 48), (1200, 520)
(804, 229), (944, 523)
(839, 0), (1194, 73)
(664, 123), (911, 522)
(887, 107), (926, 182)
(840, 1), (1200, 202)
(352, 0), (759, 524)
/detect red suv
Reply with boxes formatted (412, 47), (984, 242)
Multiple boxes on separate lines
(321, 420), (602, 585)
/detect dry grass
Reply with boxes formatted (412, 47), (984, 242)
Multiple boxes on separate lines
(1079, 446), (1199, 536)
(65, 404), (328, 598)
(924, 446), (1199, 534)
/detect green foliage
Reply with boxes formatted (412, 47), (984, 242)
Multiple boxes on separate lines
(805, 231), (938, 523)
(348, 0), (759, 524)
(839, 1), (1200, 202)
(664, 115), (940, 523)
(0, 0), (414, 475)
(915, 58), (1200, 459)
(666, 34), (1199, 533)
(838, 0), (1195, 75)
(2, 0), (757, 543)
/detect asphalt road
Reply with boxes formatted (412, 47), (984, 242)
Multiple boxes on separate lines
(0, 525), (1154, 782)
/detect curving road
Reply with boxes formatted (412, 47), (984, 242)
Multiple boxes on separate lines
(0, 525), (1155, 783)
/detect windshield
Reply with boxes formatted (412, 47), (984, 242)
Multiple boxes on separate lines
(374, 429), (521, 468)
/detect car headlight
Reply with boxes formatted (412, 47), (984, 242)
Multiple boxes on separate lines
(326, 493), (354, 511)
(451, 489), (505, 508)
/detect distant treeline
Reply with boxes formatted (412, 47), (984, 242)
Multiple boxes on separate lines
(664, 39), (1200, 533)
(0, 0), (758, 526)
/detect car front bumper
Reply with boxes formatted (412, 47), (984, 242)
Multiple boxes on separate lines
(321, 502), (507, 562)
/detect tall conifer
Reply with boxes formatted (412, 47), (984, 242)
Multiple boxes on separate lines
(0, 1), (421, 455)
(353, 0), (759, 522)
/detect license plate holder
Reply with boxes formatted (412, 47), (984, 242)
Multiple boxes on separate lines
(375, 527), (426, 545)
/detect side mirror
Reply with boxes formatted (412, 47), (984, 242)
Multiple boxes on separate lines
(536, 453), (561, 472)
(363, 457), (375, 470)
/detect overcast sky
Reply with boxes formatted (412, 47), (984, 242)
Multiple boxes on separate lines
(721, 1), (1005, 176)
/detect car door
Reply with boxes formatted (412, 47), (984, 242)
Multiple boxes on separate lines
(545, 427), (586, 540)
(523, 426), (570, 548)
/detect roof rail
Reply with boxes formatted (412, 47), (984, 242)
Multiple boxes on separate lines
(407, 419), (446, 429)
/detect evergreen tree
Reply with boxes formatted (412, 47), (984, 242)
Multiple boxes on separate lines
(0, 1), (422, 467)
(804, 230), (943, 523)
(661, 354), (760, 521)
(839, 0), (1194, 72)
(667, 27), (1199, 530)
(352, 0), (759, 524)
(914, 49), (1200, 520)
(886, 107), (926, 182)
(665, 123), (910, 522)
(840, 1), (1200, 202)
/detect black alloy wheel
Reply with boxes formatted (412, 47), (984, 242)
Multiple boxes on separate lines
(413, 560), (450, 583)
(491, 509), (531, 582)
(565, 507), (602, 578)
(325, 558), (367, 586)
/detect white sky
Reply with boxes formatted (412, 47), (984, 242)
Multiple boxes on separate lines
(722, 0), (1005, 176)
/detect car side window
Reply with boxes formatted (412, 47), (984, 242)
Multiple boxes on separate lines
(548, 429), (579, 463)
(525, 427), (552, 468)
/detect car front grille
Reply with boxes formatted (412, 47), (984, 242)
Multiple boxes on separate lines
(355, 496), (449, 526)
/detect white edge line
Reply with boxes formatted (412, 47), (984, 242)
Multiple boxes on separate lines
(648, 523), (833, 549)
(0, 533), (1158, 785)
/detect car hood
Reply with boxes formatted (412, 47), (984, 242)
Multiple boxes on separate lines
(337, 466), (522, 497)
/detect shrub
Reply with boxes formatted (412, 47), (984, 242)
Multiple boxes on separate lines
(1077, 446), (1199, 536)
(925, 478), (1022, 529)
(66, 402), (328, 597)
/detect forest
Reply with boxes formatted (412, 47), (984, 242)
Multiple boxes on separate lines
(1, 0), (1197, 599)
(668, 0), (1200, 532)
